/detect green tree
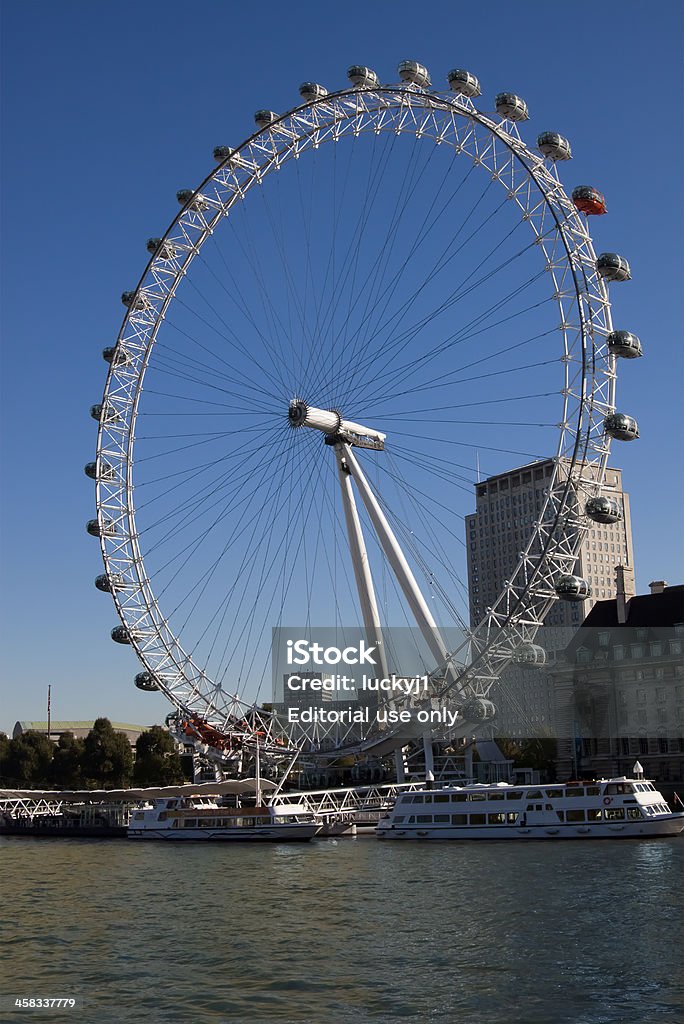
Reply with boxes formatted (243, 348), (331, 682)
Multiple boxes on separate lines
(83, 718), (133, 788)
(134, 726), (186, 787)
(0, 733), (12, 784)
(50, 732), (87, 789)
(4, 731), (55, 788)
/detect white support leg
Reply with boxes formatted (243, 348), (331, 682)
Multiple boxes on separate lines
(423, 734), (435, 781)
(395, 748), (406, 783)
(334, 444), (390, 682)
(341, 443), (450, 670)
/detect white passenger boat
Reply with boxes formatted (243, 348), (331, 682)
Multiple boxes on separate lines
(128, 795), (319, 841)
(376, 777), (684, 841)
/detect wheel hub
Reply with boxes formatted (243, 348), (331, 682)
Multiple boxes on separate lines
(288, 399), (386, 451)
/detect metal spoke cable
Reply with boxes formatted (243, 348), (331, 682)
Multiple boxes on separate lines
(339, 215), (559, 404)
(330, 170), (502, 404)
(304, 130), (401, 400)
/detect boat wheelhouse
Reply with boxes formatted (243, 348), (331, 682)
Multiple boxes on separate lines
(376, 778), (684, 841)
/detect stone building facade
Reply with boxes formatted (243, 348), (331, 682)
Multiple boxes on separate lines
(465, 458), (634, 628)
(550, 581), (684, 784)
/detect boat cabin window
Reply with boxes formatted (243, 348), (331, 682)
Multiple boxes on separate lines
(488, 812), (506, 824)
(605, 782), (632, 795)
(627, 808), (644, 820)
(605, 807), (626, 820)
(585, 786), (600, 797)
(451, 793), (468, 802)
(184, 819), (197, 828)
(587, 809), (602, 821)
(468, 792), (486, 801)
(506, 791), (524, 800)
(566, 787), (584, 797)
(545, 788), (562, 798)
(525, 790), (542, 799)
(416, 815), (432, 823)
(451, 814), (468, 825)
(434, 814), (450, 823)
(469, 813), (486, 825)
(434, 794), (450, 803)
(566, 809), (585, 822)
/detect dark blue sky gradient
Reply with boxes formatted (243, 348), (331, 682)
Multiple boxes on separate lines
(1, 1), (682, 731)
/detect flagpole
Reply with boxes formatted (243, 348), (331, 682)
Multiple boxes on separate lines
(47, 685), (51, 741)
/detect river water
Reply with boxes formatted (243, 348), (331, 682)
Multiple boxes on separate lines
(1, 835), (682, 1023)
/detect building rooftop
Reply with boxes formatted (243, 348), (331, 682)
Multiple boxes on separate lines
(12, 721), (151, 741)
(15, 721), (147, 732)
(581, 585), (684, 629)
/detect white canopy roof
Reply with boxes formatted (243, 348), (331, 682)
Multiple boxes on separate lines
(0, 779), (276, 803)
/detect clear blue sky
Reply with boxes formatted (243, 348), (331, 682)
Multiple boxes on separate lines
(1, 1), (682, 734)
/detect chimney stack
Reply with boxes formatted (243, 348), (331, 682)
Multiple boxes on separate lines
(649, 580), (668, 595)
(615, 564), (636, 624)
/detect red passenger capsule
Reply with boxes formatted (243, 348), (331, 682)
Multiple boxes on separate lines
(572, 185), (607, 215)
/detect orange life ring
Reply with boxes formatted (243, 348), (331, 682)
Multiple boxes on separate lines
(603, 796), (612, 806)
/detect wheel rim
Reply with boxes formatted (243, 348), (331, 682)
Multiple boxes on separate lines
(94, 78), (618, 746)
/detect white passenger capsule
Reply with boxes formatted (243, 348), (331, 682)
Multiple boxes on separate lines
(102, 346), (131, 366)
(397, 60), (431, 88)
(537, 131), (572, 161)
(606, 331), (643, 359)
(461, 698), (497, 723)
(512, 643), (547, 667)
(555, 575), (591, 602)
(90, 403), (120, 425)
(299, 82), (328, 100)
(347, 65), (380, 88)
(95, 573), (114, 592)
(495, 92), (529, 121)
(604, 413), (639, 441)
(121, 290), (151, 311)
(111, 625), (133, 645)
(84, 461), (115, 481)
(213, 145), (233, 163)
(585, 496), (623, 524)
(146, 237), (177, 260)
(86, 518), (117, 538)
(135, 671), (160, 691)
(596, 253), (631, 282)
(447, 68), (481, 97)
(254, 109), (278, 129)
(176, 189), (210, 212)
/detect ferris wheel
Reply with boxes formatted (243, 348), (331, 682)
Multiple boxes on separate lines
(87, 60), (641, 763)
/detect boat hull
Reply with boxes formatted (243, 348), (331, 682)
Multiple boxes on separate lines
(377, 815), (684, 841)
(128, 823), (318, 842)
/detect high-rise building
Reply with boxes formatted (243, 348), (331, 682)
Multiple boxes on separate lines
(465, 459), (635, 629)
